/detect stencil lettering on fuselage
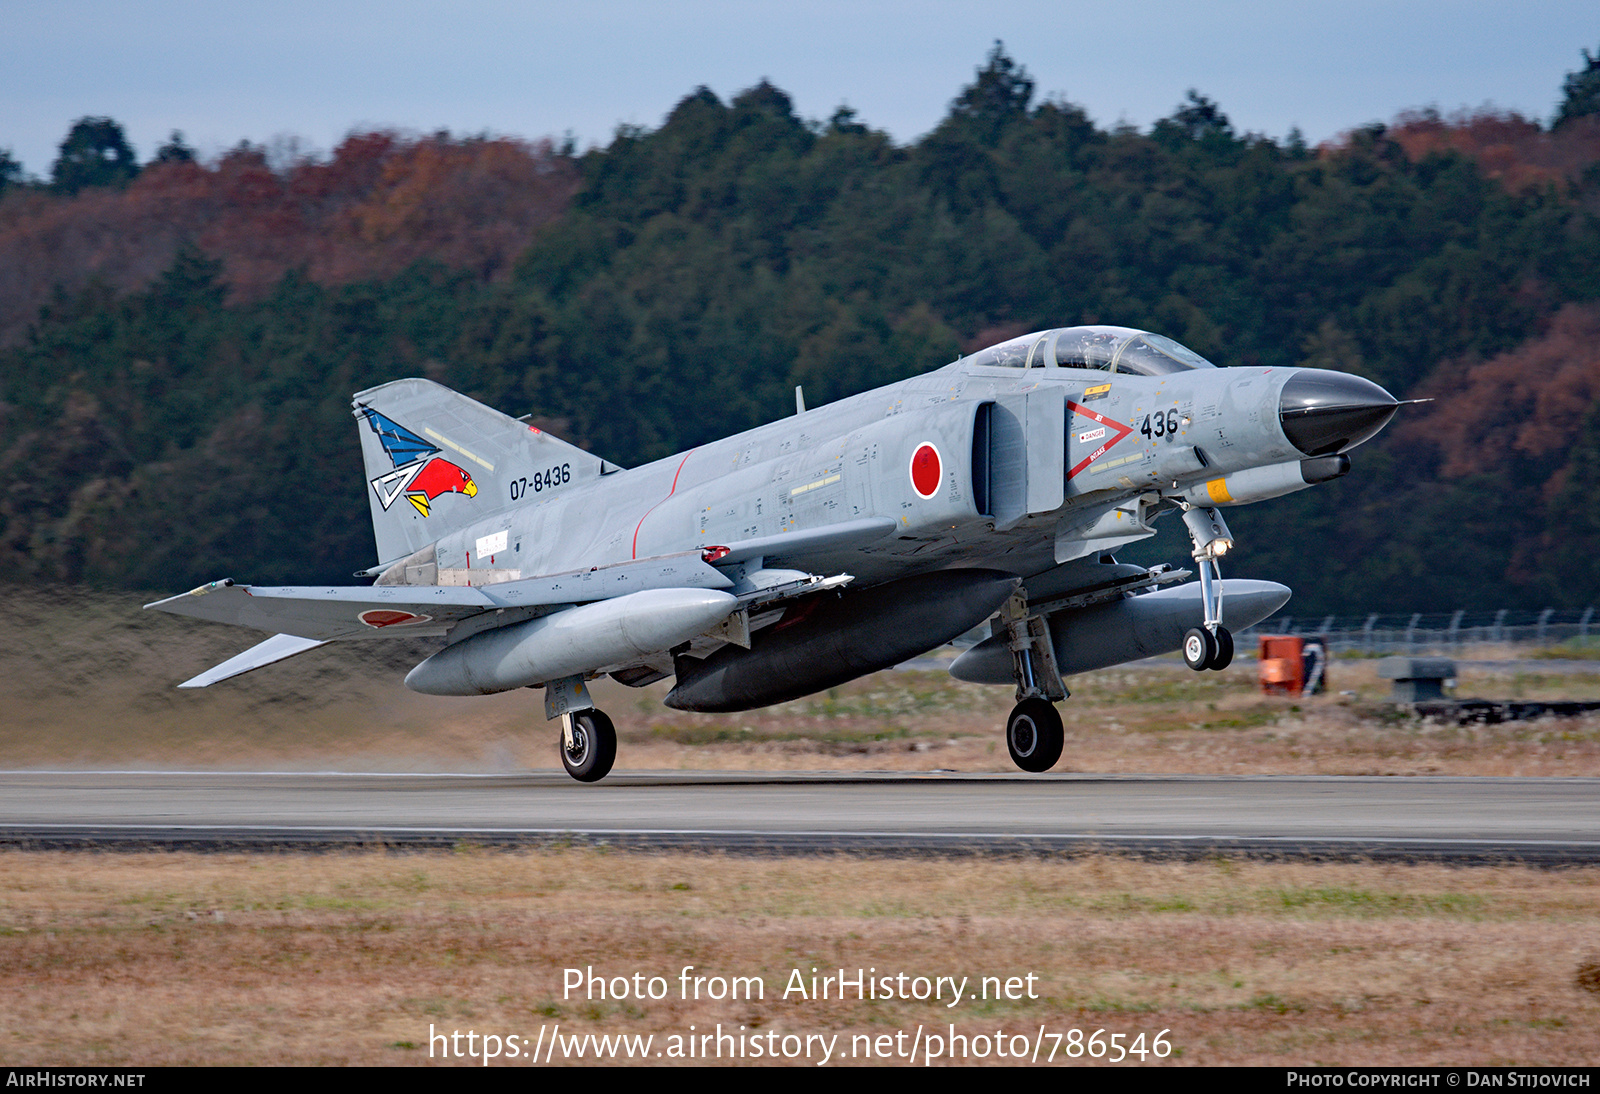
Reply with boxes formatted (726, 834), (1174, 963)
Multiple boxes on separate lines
(1065, 400), (1134, 480)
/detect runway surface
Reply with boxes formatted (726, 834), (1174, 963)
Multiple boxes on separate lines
(2, 770), (1597, 861)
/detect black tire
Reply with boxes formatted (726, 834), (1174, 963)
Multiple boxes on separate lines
(1209, 627), (1234, 671)
(1182, 627), (1216, 671)
(1006, 698), (1064, 773)
(560, 709), (617, 783)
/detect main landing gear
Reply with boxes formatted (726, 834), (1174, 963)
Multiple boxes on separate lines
(997, 591), (1068, 773)
(1006, 697), (1064, 773)
(548, 674), (616, 782)
(1180, 504), (1235, 673)
(560, 708), (617, 783)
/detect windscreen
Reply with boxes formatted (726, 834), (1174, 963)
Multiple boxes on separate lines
(1110, 333), (1218, 375)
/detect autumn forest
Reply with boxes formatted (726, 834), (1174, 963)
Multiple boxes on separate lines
(5, 46), (1600, 614)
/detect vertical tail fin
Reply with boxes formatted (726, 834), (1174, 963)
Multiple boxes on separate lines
(352, 378), (618, 564)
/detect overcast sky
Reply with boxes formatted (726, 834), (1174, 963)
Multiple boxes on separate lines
(4, 1), (1597, 176)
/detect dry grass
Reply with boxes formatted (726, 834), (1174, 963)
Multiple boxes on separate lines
(1, 851), (1598, 1066)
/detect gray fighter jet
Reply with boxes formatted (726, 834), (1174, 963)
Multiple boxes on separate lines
(148, 325), (1398, 781)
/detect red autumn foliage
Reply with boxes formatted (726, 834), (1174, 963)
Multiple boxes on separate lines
(1384, 108), (1600, 193)
(1399, 302), (1600, 487)
(0, 131), (579, 345)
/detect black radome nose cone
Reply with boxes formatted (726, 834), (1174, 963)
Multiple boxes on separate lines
(1279, 369), (1399, 456)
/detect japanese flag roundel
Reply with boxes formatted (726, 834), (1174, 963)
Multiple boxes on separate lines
(359, 609), (433, 628)
(910, 442), (943, 499)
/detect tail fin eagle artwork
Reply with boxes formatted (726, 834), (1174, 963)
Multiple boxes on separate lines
(361, 408), (478, 517)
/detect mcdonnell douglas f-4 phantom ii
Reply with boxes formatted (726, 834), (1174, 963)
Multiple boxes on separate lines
(149, 325), (1399, 781)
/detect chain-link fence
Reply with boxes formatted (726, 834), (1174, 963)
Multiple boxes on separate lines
(1233, 608), (1600, 655)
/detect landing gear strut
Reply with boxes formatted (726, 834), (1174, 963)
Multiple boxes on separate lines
(997, 590), (1068, 773)
(560, 709), (617, 783)
(1180, 504), (1236, 672)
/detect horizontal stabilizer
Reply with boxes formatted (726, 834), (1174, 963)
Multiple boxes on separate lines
(179, 633), (327, 688)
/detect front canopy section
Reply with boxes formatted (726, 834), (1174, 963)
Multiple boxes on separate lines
(960, 325), (1220, 376)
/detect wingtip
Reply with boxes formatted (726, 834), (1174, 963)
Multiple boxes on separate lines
(144, 578), (235, 612)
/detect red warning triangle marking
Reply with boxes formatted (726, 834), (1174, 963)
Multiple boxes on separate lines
(1065, 400), (1135, 480)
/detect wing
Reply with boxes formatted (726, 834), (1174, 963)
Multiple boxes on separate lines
(148, 535), (879, 688)
(146, 581), (493, 640)
(147, 552), (737, 642)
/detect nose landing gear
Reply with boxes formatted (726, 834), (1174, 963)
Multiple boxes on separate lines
(1180, 504), (1236, 672)
(1182, 625), (1234, 671)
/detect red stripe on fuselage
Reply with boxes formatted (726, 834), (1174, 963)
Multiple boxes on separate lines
(631, 449), (697, 559)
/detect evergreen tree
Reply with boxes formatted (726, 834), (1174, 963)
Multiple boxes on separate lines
(2, 56), (1599, 607)
(0, 147), (26, 193)
(946, 40), (1035, 144)
(50, 116), (139, 194)
(1554, 44), (1600, 128)
(153, 130), (196, 164)
(827, 105), (869, 136)
(1152, 90), (1235, 144)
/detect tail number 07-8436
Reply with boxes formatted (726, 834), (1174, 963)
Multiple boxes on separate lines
(509, 463), (571, 500)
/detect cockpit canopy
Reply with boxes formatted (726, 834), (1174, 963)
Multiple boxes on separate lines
(960, 326), (1219, 376)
